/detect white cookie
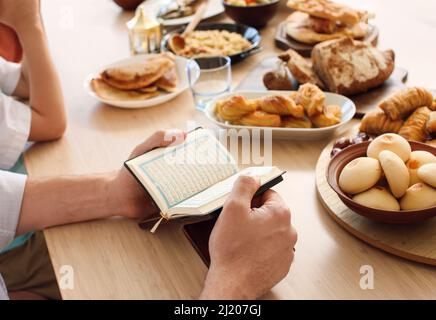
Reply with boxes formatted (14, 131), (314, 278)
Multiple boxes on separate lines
(353, 186), (400, 211)
(367, 133), (411, 162)
(417, 163), (436, 188)
(379, 150), (410, 198)
(406, 151), (436, 186)
(339, 157), (382, 194)
(400, 183), (436, 210)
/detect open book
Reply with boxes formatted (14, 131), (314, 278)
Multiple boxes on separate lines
(124, 128), (285, 231)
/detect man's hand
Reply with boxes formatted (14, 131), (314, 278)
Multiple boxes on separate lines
(200, 176), (298, 299)
(111, 129), (187, 221)
(0, 0), (41, 32)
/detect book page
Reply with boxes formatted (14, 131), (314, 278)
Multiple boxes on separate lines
(169, 166), (282, 216)
(126, 129), (238, 211)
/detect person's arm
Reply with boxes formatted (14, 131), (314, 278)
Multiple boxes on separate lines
(200, 176), (298, 300)
(16, 130), (186, 235)
(12, 59), (29, 99)
(0, 1), (67, 141)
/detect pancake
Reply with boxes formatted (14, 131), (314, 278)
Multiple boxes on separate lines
(91, 78), (160, 101)
(101, 56), (174, 90)
(286, 12), (368, 45)
(155, 67), (179, 92)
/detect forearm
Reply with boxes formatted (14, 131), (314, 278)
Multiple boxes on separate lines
(16, 20), (66, 140)
(16, 172), (123, 236)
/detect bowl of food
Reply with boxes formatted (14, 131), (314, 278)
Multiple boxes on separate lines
(161, 22), (261, 63)
(327, 133), (436, 224)
(222, 0), (280, 28)
(204, 84), (356, 140)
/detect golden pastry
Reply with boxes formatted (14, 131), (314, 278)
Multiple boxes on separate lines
(310, 104), (342, 128)
(155, 67), (178, 92)
(352, 186), (400, 211)
(379, 87), (434, 120)
(258, 95), (305, 118)
(91, 78), (160, 101)
(238, 111), (281, 127)
(427, 111), (436, 134)
(215, 95), (257, 121)
(281, 116), (312, 128)
(399, 106), (431, 142)
(297, 83), (325, 117)
(367, 133), (411, 162)
(400, 183), (436, 210)
(359, 110), (404, 135)
(339, 157), (382, 194)
(286, 0), (363, 26)
(378, 150), (410, 198)
(101, 56), (174, 90)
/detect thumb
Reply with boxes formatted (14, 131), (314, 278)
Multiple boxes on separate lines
(224, 175), (260, 215)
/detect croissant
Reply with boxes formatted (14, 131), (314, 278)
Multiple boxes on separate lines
(399, 107), (431, 142)
(379, 87), (434, 120)
(238, 111), (281, 127)
(310, 104), (342, 128)
(282, 116), (312, 128)
(215, 95), (257, 121)
(297, 83), (325, 117)
(359, 110), (404, 135)
(258, 95), (305, 118)
(427, 111), (436, 134)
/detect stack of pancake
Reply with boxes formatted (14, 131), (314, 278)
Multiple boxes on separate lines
(91, 53), (179, 101)
(286, 0), (372, 45)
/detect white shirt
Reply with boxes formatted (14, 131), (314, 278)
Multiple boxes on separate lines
(0, 56), (31, 300)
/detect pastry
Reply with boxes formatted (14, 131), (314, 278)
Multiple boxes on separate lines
(278, 49), (324, 88)
(287, 0), (364, 26)
(215, 95), (257, 121)
(137, 86), (158, 93)
(352, 186), (400, 211)
(311, 37), (395, 96)
(238, 111), (281, 127)
(155, 67), (178, 92)
(399, 107), (431, 142)
(359, 110), (404, 135)
(90, 78), (160, 101)
(258, 95), (305, 118)
(400, 183), (436, 210)
(101, 56), (174, 90)
(417, 163), (436, 188)
(378, 150), (410, 198)
(427, 111), (436, 134)
(339, 157), (382, 194)
(379, 87), (434, 120)
(310, 104), (342, 128)
(367, 133), (411, 162)
(297, 83), (325, 117)
(285, 12), (368, 45)
(406, 151), (436, 186)
(281, 116), (312, 128)
(263, 69), (294, 91)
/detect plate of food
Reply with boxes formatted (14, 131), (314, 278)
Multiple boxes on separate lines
(141, 0), (224, 26)
(161, 23), (261, 63)
(327, 133), (436, 224)
(204, 84), (356, 140)
(276, 0), (378, 56)
(85, 53), (197, 108)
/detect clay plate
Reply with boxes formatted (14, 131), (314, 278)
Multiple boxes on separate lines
(326, 141), (436, 224)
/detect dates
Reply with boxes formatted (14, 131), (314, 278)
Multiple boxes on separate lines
(331, 132), (373, 157)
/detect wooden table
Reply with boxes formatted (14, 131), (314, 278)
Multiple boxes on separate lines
(25, 0), (436, 299)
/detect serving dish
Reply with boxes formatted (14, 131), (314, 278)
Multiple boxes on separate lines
(140, 0), (224, 26)
(223, 0), (280, 28)
(161, 22), (261, 64)
(84, 54), (199, 109)
(204, 90), (356, 140)
(327, 141), (436, 224)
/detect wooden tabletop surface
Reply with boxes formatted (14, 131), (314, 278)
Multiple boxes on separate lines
(24, 0), (436, 299)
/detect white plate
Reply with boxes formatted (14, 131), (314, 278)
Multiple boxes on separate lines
(84, 54), (196, 109)
(140, 0), (224, 26)
(204, 91), (356, 140)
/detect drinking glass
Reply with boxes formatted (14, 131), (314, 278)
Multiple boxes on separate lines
(187, 56), (232, 110)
